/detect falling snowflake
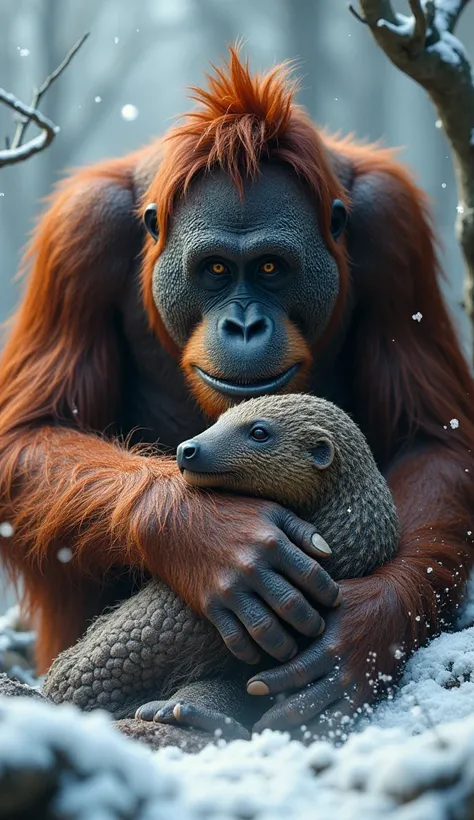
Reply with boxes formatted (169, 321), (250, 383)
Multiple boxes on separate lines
(57, 547), (73, 563)
(427, 567), (433, 574)
(114, 37), (119, 44)
(94, 96), (102, 103)
(412, 312), (423, 322)
(450, 418), (460, 429)
(18, 47), (30, 57)
(441, 183), (447, 189)
(121, 104), (139, 122)
(457, 204), (465, 214)
(0, 193), (4, 197)
(347, 507), (352, 514)
(435, 119), (442, 128)
(0, 522), (14, 538)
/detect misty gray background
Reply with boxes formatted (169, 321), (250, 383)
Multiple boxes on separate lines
(0, 0), (473, 611)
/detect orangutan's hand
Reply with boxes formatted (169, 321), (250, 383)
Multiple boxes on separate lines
(246, 580), (399, 737)
(187, 493), (341, 666)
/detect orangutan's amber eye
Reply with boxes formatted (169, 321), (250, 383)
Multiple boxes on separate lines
(211, 262), (227, 274)
(260, 261), (276, 274)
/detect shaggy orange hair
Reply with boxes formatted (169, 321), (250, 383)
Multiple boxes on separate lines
(140, 46), (349, 353)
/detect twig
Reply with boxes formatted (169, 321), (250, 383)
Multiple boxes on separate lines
(348, 4), (369, 24)
(413, 696), (448, 748)
(0, 91), (59, 167)
(351, 0), (474, 362)
(0, 33), (89, 168)
(11, 32), (89, 151)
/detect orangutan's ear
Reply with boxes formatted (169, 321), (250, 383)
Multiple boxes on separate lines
(311, 437), (334, 470)
(143, 203), (159, 242)
(330, 199), (347, 242)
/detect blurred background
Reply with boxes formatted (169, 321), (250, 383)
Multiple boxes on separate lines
(0, 0), (473, 610)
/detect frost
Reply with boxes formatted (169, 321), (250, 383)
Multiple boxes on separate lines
(0, 522), (14, 537)
(2, 571), (474, 816)
(377, 14), (414, 36)
(3, 694), (474, 818)
(121, 104), (139, 121)
(427, 30), (467, 68)
(450, 418), (459, 429)
(57, 547), (73, 563)
(412, 312), (422, 322)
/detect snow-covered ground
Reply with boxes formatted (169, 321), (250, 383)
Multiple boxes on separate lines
(1, 583), (474, 819)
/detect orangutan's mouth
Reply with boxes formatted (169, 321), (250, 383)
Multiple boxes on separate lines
(193, 364), (300, 398)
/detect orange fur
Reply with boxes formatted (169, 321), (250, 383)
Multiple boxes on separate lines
(0, 46), (472, 693)
(140, 47), (349, 350)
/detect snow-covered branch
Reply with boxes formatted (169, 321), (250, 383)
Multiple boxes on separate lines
(0, 92), (59, 167)
(350, 0), (474, 361)
(0, 33), (89, 169)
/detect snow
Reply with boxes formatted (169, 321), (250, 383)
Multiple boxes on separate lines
(2, 580), (474, 817)
(377, 14), (415, 37)
(0, 521), (14, 537)
(427, 31), (467, 68)
(121, 104), (139, 121)
(376, 8), (468, 73)
(2, 695), (474, 818)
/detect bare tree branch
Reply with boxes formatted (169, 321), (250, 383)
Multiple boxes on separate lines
(0, 91), (59, 167)
(11, 32), (89, 151)
(0, 33), (89, 169)
(352, 0), (474, 361)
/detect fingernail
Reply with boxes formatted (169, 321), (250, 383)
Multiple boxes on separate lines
(172, 703), (182, 719)
(334, 587), (343, 606)
(311, 533), (332, 554)
(247, 681), (269, 696)
(318, 619), (326, 636)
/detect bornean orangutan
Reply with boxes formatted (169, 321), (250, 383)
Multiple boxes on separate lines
(0, 48), (473, 733)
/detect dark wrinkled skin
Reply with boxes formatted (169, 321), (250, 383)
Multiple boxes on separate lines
(152, 164), (341, 358)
